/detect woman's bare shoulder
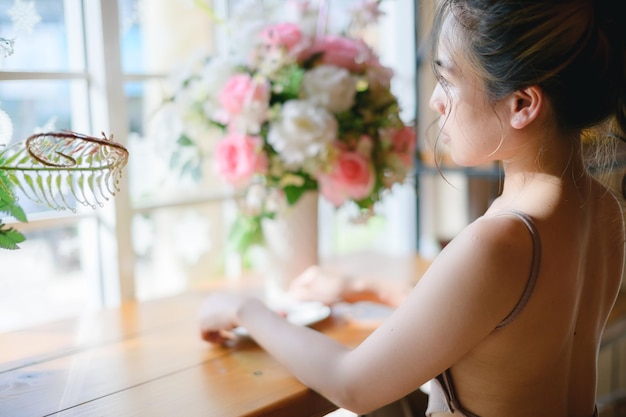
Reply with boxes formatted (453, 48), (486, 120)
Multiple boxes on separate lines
(410, 212), (537, 325)
(445, 211), (537, 263)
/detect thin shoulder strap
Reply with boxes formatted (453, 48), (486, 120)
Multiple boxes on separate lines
(435, 370), (480, 417)
(494, 210), (542, 330)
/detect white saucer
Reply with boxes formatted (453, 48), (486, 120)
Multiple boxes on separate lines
(233, 301), (331, 337)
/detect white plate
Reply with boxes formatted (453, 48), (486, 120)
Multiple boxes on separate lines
(233, 301), (331, 337)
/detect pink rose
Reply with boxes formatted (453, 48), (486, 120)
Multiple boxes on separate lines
(299, 35), (376, 72)
(214, 132), (268, 185)
(317, 148), (375, 207)
(260, 23), (303, 51)
(380, 127), (416, 187)
(219, 74), (269, 117)
(390, 126), (417, 166)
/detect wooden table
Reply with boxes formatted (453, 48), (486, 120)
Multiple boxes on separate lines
(0, 252), (429, 417)
(0, 290), (381, 417)
(2, 250), (622, 417)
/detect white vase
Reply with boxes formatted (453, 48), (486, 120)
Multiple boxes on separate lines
(257, 191), (319, 307)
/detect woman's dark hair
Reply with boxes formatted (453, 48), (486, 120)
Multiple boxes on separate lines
(430, 0), (626, 193)
(432, 0), (626, 192)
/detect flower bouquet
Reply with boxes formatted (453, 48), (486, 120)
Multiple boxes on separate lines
(166, 0), (416, 256)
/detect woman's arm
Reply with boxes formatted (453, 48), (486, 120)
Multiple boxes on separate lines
(199, 215), (535, 413)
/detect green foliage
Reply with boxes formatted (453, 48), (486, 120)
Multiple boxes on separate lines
(269, 64), (305, 104)
(226, 214), (266, 255)
(283, 174), (317, 205)
(0, 131), (129, 250)
(0, 222), (25, 250)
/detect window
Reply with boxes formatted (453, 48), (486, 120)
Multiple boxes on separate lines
(0, 0), (417, 332)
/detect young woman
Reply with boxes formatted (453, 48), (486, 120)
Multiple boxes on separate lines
(198, 1), (626, 416)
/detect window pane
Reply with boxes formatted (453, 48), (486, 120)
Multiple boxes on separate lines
(0, 219), (101, 332)
(0, 0), (84, 72)
(0, 79), (88, 145)
(119, 0), (216, 74)
(133, 203), (232, 300)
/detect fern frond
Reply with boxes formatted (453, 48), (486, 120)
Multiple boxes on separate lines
(0, 131), (129, 212)
(0, 223), (25, 250)
(0, 200), (27, 222)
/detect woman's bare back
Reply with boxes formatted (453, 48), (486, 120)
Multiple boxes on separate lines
(446, 178), (624, 416)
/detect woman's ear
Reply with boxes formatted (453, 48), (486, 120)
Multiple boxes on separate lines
(508, 85), (542, 129)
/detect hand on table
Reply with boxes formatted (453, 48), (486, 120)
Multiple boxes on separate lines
(287, 266), (348, 305)
(289, 264), (411, 307)
(198, 292), (256, 344)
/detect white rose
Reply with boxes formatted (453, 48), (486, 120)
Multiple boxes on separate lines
(267, 100), (337, 169)
(197, 57), (237, 97)
(300, 65), (357, 113)
(175, 57), (237, 122)
(244, 183), (268, 216)
(230, 94), (270, 135)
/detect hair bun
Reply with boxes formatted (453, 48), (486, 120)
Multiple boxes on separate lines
(595, 0), (626, 44)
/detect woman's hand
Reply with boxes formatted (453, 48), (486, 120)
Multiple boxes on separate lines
(288, 265), (412, 307)
(288, 265), (348, 305)
(198, 292), (258, 344)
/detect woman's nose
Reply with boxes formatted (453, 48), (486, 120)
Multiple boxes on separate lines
(429, 82), (446, 115)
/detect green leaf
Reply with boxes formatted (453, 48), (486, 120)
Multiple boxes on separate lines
(227, 215), (265, 255)
(284, 186), (305, 206)
(177, 134), (195, 146)
(0, 177), (15, 204)
(22, 174), (40, 203)
(0, 223), (26, 250)
(191, 165), (203, 183)
(0, 202), (28, 223)
(2, 148), (26, 165)
(283, 174), (318, 205)
(270, 65), (305, 104)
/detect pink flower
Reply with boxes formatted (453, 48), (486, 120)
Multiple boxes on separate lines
(390, 126), (417, 166)
(380, 126), (416, 187)
(214, 132), (268, 185)
(260, 23), (303, 51)
(299, 35), (377, 72)
(317, 147), (375, 207)
(219, 74), (269, 117)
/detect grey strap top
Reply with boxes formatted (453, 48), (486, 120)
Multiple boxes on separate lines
(494, 211), (542, 330)
(426, 210), (542, 417)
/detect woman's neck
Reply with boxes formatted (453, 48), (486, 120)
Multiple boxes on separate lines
(494, 131), (589, 209)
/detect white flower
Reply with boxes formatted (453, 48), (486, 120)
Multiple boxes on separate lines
(301, 65), (358, 113)
(172, 57), (237, 126)
(230, 105), (269, 136)
(267, 100), (337, 169)
(264, 186), (287, 214)
(226, 0), (284, 61)
(349, 0), (385, 29)
(195, 57), (237, 120)
(8, 0), (41, 34)
(284, 0), (319, 36)
(244, 183), (267, 215)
